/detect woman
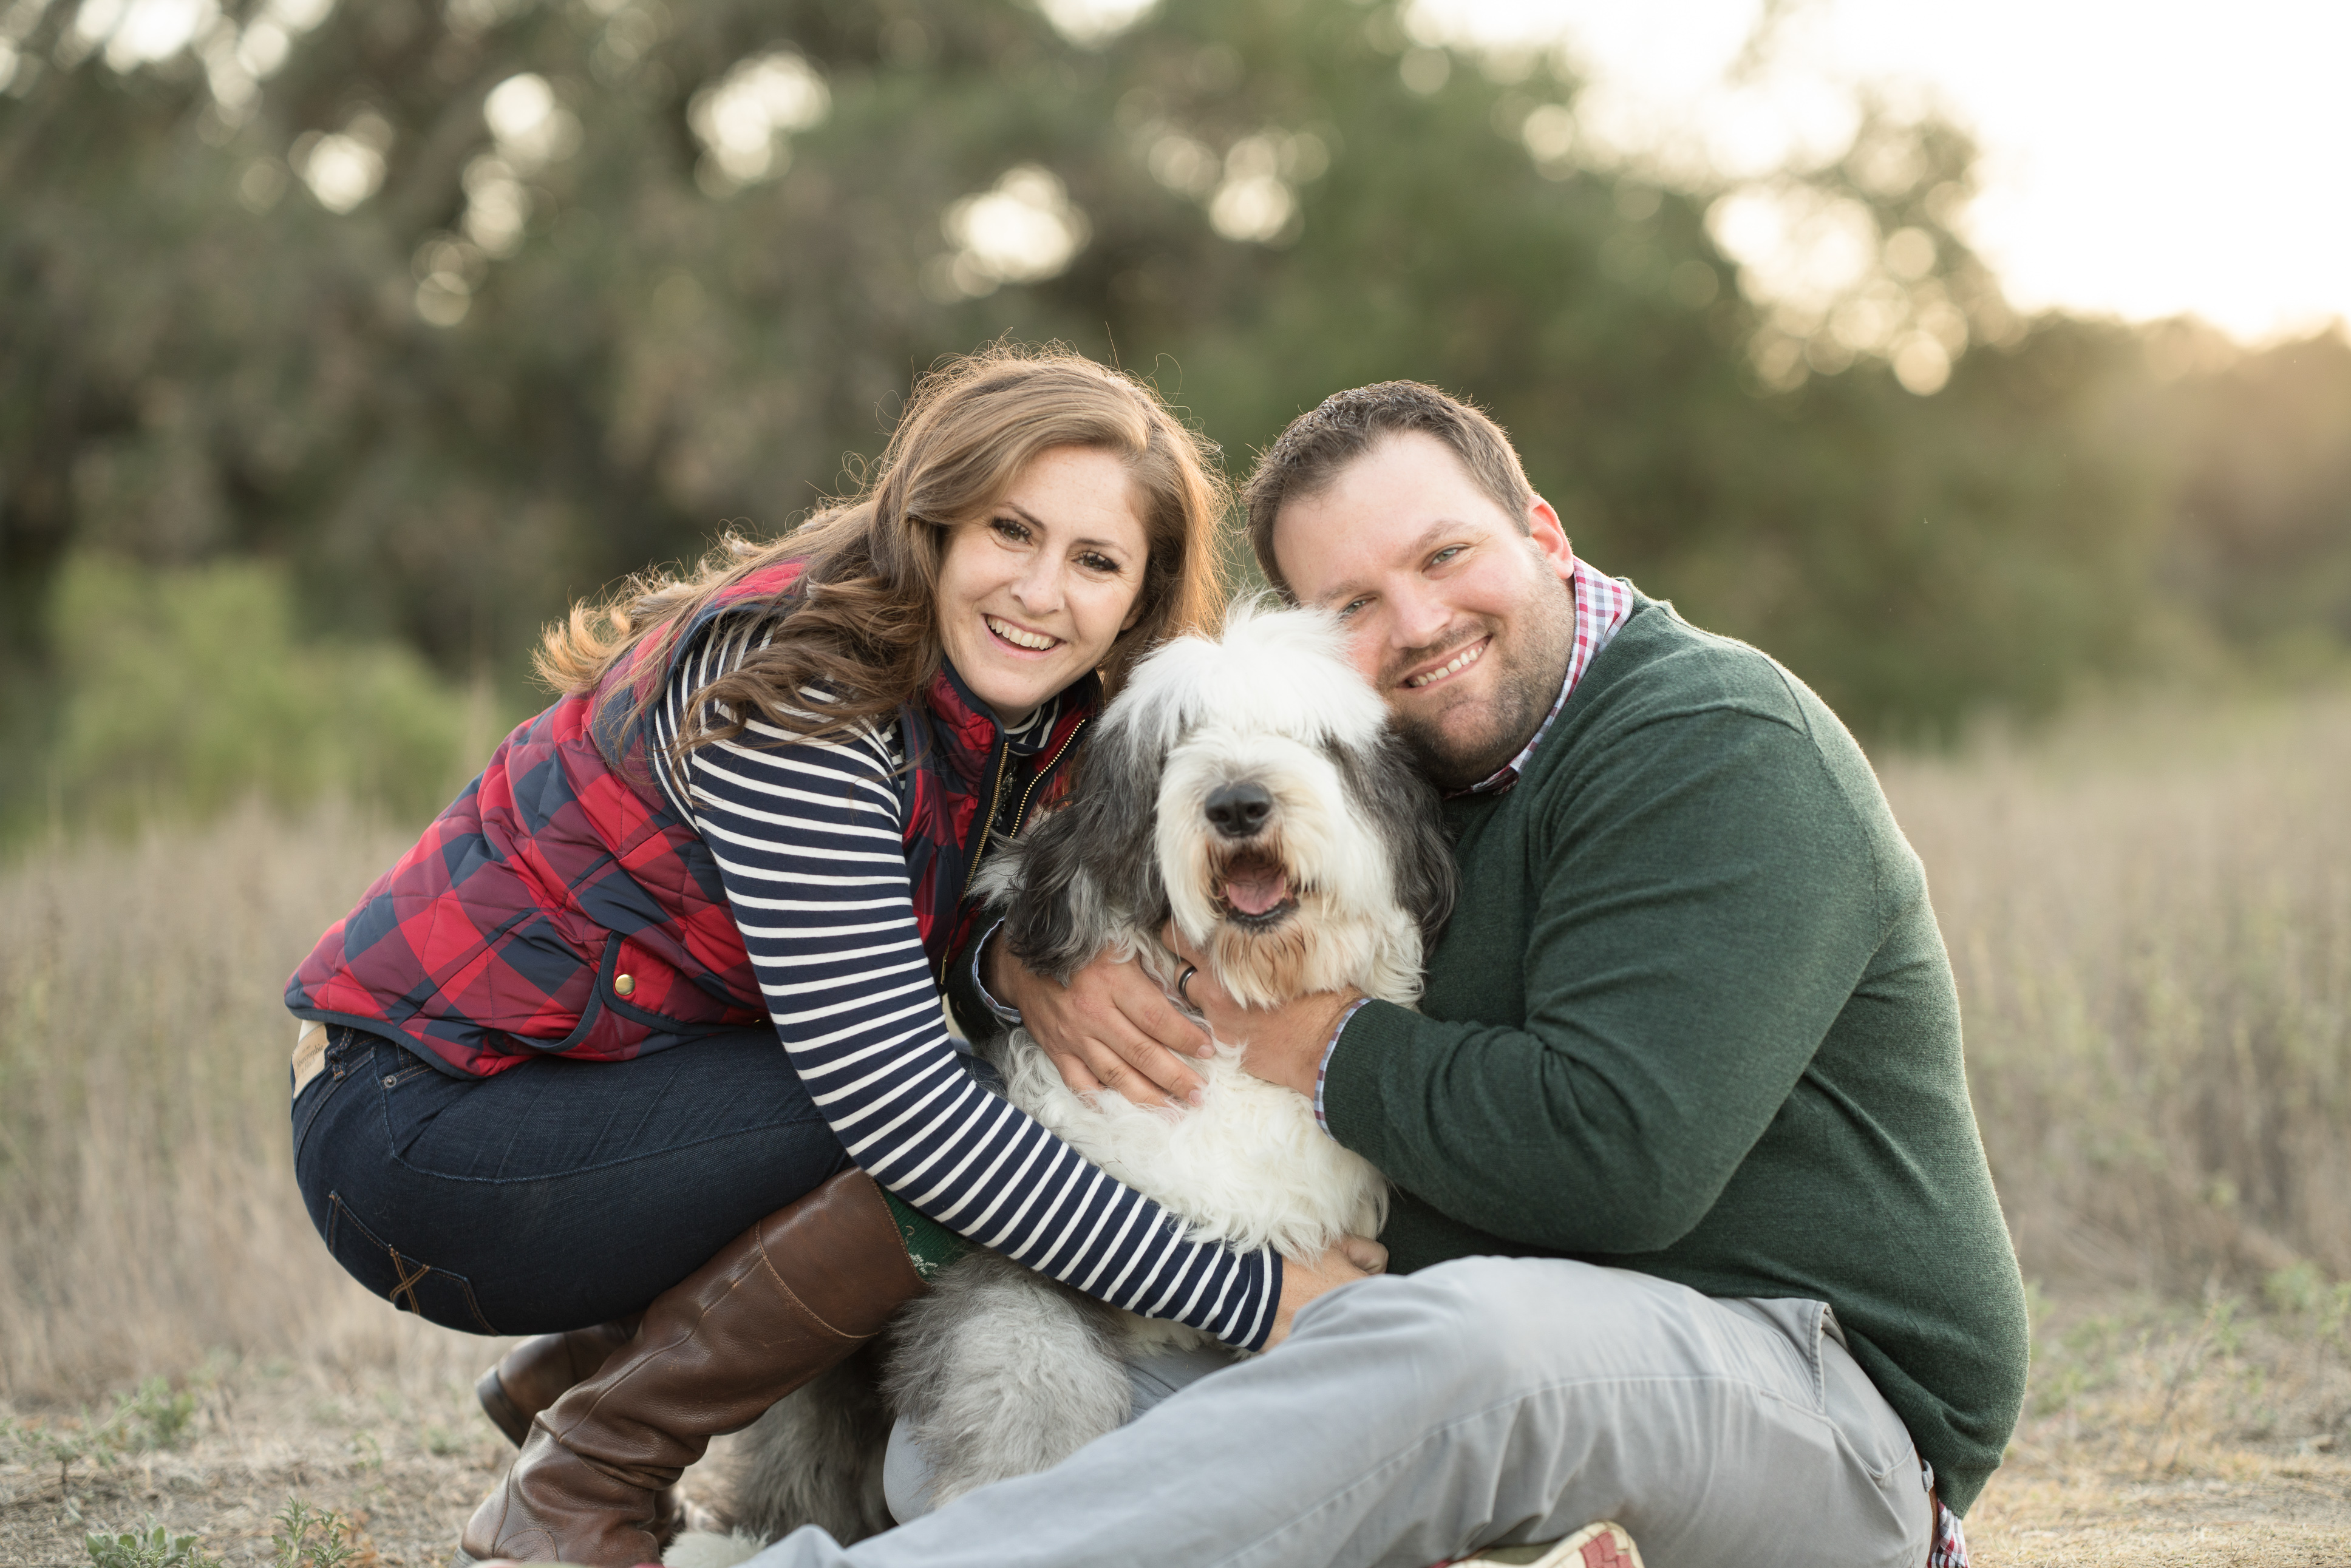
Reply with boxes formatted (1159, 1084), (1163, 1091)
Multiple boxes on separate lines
(282, 347), (1375, 1567)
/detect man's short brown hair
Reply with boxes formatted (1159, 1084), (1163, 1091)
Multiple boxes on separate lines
(1242, 381), (1537, 600)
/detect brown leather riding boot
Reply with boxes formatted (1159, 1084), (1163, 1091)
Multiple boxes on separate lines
(458, 1170), (925, 1567)
(477, 1319), (641, 1447)
(475, 1319), (695, 1552)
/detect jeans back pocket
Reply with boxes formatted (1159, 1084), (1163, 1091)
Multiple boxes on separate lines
(324, 1190), (497, 1334)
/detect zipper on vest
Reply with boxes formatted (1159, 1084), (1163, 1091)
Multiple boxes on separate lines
(1012, 716), (1087, 835)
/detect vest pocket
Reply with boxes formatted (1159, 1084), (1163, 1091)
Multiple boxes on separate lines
(324, 1191), (496, 1334)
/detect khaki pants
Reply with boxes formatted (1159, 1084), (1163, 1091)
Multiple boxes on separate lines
(758, 1256), (1934, 1568)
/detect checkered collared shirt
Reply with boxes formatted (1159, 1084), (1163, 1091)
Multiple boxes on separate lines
(1313, 556), (1634, 1131)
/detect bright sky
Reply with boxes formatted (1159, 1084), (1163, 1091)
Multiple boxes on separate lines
(1413, 0), (2351, 344)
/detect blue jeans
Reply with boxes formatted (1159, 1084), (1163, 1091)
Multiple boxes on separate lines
(291, 1025), (852, 1336)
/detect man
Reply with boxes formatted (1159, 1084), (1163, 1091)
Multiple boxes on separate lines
(763, 382), (2029, 1568)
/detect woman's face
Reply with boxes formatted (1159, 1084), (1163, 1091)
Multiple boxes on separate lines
(936, 444), (1152, 725)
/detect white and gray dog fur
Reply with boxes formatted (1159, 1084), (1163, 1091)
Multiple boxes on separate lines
(668, 602), (1455, 1564)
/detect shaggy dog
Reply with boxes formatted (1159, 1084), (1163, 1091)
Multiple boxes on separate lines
(669, 603), (1454, 1562)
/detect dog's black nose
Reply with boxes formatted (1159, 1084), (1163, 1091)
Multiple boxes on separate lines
(1204, 782), (1274, 839)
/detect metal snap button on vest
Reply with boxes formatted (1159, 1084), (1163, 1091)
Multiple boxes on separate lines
(614, 973), (636, 997)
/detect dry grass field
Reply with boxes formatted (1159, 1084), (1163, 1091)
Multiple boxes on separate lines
(4, 690), (2349, 1567)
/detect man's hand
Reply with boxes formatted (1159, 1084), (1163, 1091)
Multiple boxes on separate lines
(988, 932), (1213, 1105)
(1162, 924), (1364, 1099)
(1265, 1235), (1387, 1348)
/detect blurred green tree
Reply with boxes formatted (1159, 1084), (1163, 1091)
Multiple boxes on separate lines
(24, 552), (487, 837)
(2, 0), (2346, 832)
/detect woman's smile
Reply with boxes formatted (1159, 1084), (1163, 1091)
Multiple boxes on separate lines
(984, 614), (1063, 653)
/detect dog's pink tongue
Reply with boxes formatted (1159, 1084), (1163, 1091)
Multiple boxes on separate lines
(1224, 865), (1290, 916)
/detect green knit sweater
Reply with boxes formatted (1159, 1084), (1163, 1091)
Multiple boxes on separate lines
(1322, 592), (2028, 1515)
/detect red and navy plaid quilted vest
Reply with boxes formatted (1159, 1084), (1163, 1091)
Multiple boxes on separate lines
(287, 559), (1095, 1076)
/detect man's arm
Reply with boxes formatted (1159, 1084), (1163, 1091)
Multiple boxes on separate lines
(1321, 701), (1888, 1256)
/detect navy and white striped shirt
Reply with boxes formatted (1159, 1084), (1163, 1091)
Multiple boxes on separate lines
(647, 616), (1278, 1350)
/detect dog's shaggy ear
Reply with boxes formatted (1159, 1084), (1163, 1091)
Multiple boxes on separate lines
(1342, 730), (1458, 957)
(998, 714), (1166, 983)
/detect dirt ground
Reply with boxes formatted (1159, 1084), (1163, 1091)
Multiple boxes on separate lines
(4, 1293), (2347, 1568)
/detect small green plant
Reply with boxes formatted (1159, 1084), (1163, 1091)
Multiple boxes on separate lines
(2210, 1292), (2245, 1357)
(271, 1498), (357, 1568)
(39, 1414), (123, 1499)
(2264, 1260), (2328, 1317)
(84, 1522), (222, 1568)
(19, 1373), (199, 1500)
(2325, 1282), (2351, 1346)
(190, 1348), (237, 1391)
(420, 1422), (462, 1457)
(118, 1376), (199, 1451)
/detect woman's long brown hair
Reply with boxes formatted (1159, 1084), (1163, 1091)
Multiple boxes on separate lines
(536, 343), (1229, 753)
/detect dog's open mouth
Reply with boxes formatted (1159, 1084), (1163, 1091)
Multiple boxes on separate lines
(1216, 848), (1298, 927)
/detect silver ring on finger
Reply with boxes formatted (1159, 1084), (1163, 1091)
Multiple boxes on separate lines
(1176, 965), (1199, 1010)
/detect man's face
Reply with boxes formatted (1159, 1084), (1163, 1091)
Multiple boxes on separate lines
(1272, 432), (1577, 790)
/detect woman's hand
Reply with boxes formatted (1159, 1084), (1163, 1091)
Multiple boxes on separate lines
(1162, 925), (1364, 1100)
(989, 932), (1212, 1105)
(1265, 1235), (1387, 1349)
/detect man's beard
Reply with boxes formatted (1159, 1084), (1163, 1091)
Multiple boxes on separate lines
(1387, 569), (1576, 792)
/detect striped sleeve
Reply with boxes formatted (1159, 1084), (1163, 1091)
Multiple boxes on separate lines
(648, 619), (1280, 1351)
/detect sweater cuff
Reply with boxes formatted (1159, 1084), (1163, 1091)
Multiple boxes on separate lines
(1312, 998), (1375, 1135)
(1316, 998), (1416, 1158)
